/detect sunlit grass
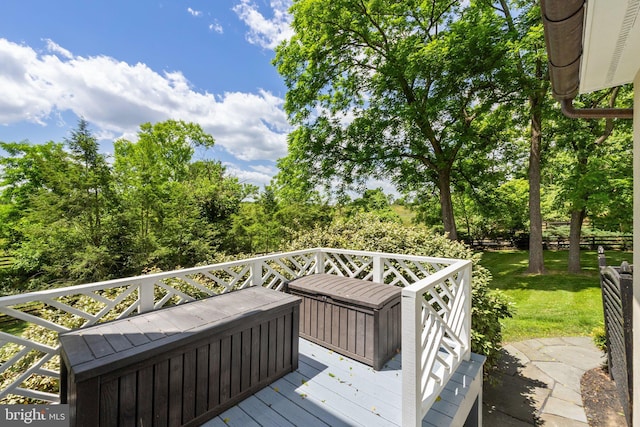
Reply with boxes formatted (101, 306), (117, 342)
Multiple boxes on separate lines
(0, 319), (28, 336)
(480, 249), (632, 342)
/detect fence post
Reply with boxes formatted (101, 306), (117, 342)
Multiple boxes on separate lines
(138, 278), (155, 314)
(598, 246), (607, 268)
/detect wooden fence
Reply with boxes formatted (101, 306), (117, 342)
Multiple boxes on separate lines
(598, 247), (633, 426)
(468, 235), (633, 250)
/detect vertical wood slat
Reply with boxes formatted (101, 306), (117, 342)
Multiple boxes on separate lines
(323, 303), (331, 343)
(365, 314), (374, 360)
(219, 336), (231, 404)
(259, 322), (269, 382)
(119, 372), (136, 427)
(356, 311), (365, 356)
(303, 298), (311, 335)
(99, 378), (118, 427)
(310, 298), (318, 339)
(182, 349), (197, 424)
(331, 305), (340, 347)
(241, 330), (252, 392)
(169, 355), (183, 427)
(137, 365), (154, 427)
(339, 306), (348, 350)
(284, 311), (292, 369)
(347, 309), (356, 354)
(250, 325), (261, 387)
(268, 319), (278, 377)
(154, 359), (169, 427)
(230, 332), (242, 398)
(208, 340), (220, 410)
(277, 315), (286, 372)
(195, 345), (209, 416)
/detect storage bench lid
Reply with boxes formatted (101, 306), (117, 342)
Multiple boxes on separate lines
(286, 274), (400, 309)
(59, 286), (300, 381)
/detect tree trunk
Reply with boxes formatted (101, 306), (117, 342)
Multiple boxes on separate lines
(438, 169), (458, 240)
(527, 93), (545, 274)
(568, 207), (586, 273)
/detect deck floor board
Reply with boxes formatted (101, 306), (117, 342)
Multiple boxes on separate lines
(203, 338), (483, 427)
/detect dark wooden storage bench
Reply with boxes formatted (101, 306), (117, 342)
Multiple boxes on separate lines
(286, 274), (401, 370)
(59, 286), (301, 427)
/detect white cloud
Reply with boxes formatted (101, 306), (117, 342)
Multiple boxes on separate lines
(225, 163), (275, 188)
(209, 21), (224, 34)
(44, 39), (73, 59)
(233, 0), (293, 49)
(0, 38), (290, 162)
(187, 7), (202, 17)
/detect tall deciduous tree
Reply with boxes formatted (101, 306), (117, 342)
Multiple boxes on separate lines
(113, 120), (216, 267)
(274, 0), (511, 240)
(494, 0), (550, 273)
(547, 86), (632, 272)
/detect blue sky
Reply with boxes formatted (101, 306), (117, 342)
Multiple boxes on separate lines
(0, 1), (295, 188)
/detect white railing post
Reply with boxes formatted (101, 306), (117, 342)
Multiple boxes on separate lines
(373, 255), (384, 283)
(402, 287), (422, 427)
(314, 250), (325, 274)
(462, 263), (472, 360)
(138, 278), (155, 314)
(251, 260), (263, 287)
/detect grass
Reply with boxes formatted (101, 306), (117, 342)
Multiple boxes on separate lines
(0, 319), (28, 336)
(480, 249), (633, 343)
(391, 204), (416, 225)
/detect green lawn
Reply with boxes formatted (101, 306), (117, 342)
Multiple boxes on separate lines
(480, 250), (633, 343)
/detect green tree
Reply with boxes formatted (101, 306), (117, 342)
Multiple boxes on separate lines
(229, 185), (332, 254)
(113, 120), (216, 267)
(546, 87), (633, 272)
(0, 120), (118, 285)
(274, 0), (512, 240)
(494, 0), (550, 273)
(65, 118), (113, 247)
(0, 141), (75, 286)
(341, 188), (400, 222)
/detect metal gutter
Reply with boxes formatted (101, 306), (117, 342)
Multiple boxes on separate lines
(561, 99), (634, 119)
(540, 0), (633, 119)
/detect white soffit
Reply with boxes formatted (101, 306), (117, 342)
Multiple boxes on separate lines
(580, 0), (640, 93)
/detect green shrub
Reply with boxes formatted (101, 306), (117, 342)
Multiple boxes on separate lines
(283, 213), (512, 371)
(591, 325), (607, 353)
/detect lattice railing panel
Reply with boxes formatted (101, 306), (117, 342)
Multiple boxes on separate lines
(0, 248), (467, 404)
(322, 251), (374, 279)
(402, 259), (472, 426)
(260, 252), (318, 291)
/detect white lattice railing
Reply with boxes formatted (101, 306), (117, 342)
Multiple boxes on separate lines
(401, 258), (472, 427)
(0, 247), (470, 414)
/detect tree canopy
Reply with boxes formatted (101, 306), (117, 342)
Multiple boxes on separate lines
(274, 0), (514, 240)
(0, 120), (251, 290)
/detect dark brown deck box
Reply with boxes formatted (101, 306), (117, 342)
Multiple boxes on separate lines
(286, 274), (401, 370)
(59, 286), (301, 427)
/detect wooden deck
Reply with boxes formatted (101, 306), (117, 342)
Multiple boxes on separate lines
(201, 338), (484, 427)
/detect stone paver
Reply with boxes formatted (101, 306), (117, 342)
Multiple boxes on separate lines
(483, 337), (605, 426)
